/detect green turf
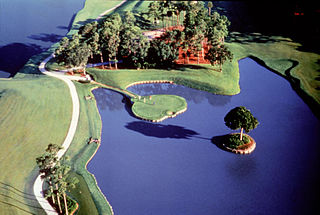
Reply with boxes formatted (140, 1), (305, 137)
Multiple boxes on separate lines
(88, 60), (240, 96)
(0, 54), (72, 215)
(131, 95), (187, 122)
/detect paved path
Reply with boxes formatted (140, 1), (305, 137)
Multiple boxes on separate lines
(33, 54), (80, 215)
(33, 0), (127, 214)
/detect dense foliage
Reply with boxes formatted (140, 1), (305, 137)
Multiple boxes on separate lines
(225, 133), (250, 149)
(54, 1), (232, 70)
(36, 144), (79, 215)
(224, 106), (259, 140)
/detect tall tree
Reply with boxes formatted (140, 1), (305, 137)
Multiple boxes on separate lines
(36, 144), (62, 213)
(101, 13), (122, 69)
(205, 44), (233, 72)
(207, 1), (213, 16)
(206, 12), (230, 46)
(147, 1), (161, 25)
(224, 106), (259, 141)
(183, 1), (207, 64)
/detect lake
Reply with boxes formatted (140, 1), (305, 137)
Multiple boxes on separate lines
(89, 58), (320, 215)
(0, 0), (84, 77)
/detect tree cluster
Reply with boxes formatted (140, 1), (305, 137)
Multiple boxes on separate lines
(36, 144), (79, 215)
(54, 1), (233, 71)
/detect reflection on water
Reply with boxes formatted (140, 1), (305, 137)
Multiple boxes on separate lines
(94, 89), (126, 111)
(128, 83), (232, 107)
(0, 71), (10, 78)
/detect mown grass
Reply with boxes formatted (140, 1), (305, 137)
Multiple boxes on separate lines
(0, 53), (72, 214)
(132, 95), (187, 121)
(88, 60), (240, 96)
(68, 0), (123, 35)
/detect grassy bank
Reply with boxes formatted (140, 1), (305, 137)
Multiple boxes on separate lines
(88, 61), (240, 96)
(227, 32), (320, 117)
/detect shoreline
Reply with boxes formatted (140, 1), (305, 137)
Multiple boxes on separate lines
(33, 1), (128, 214)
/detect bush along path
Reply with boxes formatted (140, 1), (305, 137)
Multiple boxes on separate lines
(33, 1), (128, 214)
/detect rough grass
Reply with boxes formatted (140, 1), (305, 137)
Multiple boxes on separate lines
(132, 95), (187, 121)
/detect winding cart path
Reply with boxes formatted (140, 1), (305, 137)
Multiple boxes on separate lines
(33, 1), (127, 214)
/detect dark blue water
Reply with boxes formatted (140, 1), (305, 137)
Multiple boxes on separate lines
(0, 0), (84, 77)
(89, 58), (320, 215)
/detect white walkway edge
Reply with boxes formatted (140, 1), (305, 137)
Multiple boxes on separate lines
(34, 54), (80, 215)
(33, 0), (127, 214)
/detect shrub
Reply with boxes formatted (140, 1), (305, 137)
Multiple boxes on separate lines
(225, 134), (250, 149)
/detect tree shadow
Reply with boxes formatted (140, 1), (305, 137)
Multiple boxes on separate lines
(0, 181), (45, 215)
(173, 64), (211, 71)
(125, 121), (200, 139)
(227, 31), (292, 44)
(73, 18), (96, 31)
(0, 43), (44, 77)
(28, 33), (63, 43)
(215, 1), (320, 54)
(211, 135), (231, 153)
(57, 25), (68, 30)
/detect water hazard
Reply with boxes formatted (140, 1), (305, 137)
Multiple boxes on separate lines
(89, 58), (320, 215)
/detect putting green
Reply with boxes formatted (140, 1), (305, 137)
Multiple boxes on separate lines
(131, 94), (187, 122)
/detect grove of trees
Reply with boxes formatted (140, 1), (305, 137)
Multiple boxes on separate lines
(36, 144), (79, 215)
(54, 1), (233, 71)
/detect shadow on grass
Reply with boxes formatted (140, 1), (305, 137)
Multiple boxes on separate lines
(173, 64), (211, 71)
(125, 121), (199, 139)
(0, 181), (44, 214)
(227, 32), (292, 44)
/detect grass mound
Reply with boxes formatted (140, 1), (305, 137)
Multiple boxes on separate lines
(131, 95), (187, 122)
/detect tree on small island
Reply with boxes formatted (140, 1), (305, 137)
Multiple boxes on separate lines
(224, 106), (259, 141)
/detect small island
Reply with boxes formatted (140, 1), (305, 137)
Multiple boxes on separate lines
(219, 106), (259, 154)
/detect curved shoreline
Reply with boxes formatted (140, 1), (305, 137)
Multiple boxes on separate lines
(33, 1), (127, 214)
(125, 80), (175, 89)
(134, 106), (188, 123)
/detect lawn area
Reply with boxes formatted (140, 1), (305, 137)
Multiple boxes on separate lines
(132, 95), (187, 122)
(88, 60), (240, 96)
(0, 54), (72, 214)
